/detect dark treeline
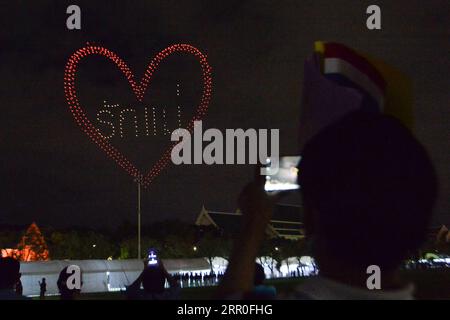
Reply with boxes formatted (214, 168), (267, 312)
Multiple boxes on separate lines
(0, 220), (306, 264)
(1, 221), (448, 264)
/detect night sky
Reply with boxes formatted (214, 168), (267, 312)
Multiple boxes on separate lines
(0, 1), (448, 228)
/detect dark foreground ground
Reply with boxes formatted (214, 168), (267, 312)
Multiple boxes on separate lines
(39, 269), (450, 300)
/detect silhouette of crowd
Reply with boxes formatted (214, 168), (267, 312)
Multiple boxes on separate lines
(171, 271), (226, 288)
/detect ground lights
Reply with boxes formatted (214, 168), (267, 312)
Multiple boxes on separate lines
(64, 44), (213, 188)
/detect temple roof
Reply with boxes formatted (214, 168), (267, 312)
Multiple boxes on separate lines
(196, 204), (304, 240)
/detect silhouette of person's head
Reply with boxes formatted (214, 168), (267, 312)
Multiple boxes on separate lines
(141, 266), (166, 294)
(254, 263), (266, 286)
(0, 257), (21, 290)
(57, 267), (82, 300)
(298, 110), (437, 274)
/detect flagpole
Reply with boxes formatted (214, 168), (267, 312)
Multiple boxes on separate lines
(135, 175), (142, 260)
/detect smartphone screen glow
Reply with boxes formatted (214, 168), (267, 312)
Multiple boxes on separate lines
(264, 156), (301, 192)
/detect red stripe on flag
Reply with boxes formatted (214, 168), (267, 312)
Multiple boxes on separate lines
(323, 42), (386, 93)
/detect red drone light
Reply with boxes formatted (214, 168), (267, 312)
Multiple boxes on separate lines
(63, 44), (213, 188)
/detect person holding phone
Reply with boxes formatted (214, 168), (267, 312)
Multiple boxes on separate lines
(217, 110), (437, 300)
(125, 256), (180, 300)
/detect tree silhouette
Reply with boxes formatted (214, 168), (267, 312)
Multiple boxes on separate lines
(195, 230), (232, 273)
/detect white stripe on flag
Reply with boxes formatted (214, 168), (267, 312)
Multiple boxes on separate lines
(324, 58), (385, 110)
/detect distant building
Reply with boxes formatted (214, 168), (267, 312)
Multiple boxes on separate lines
(0, 222), (49, 261)
(195, 204), (304, 240)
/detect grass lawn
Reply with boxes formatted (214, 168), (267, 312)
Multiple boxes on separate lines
(41, 269), (450, 300)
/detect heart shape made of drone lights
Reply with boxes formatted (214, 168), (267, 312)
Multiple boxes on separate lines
(64, 44), (213, 188)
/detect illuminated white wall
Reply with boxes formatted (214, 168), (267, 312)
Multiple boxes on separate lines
(19, 258), (210, 297)
(210, 257), (228, 273)
(279, 256), (316, 277)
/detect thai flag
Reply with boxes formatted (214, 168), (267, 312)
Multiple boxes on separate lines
(298, 41), (412, 152)
(317, 42), (387, 113)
